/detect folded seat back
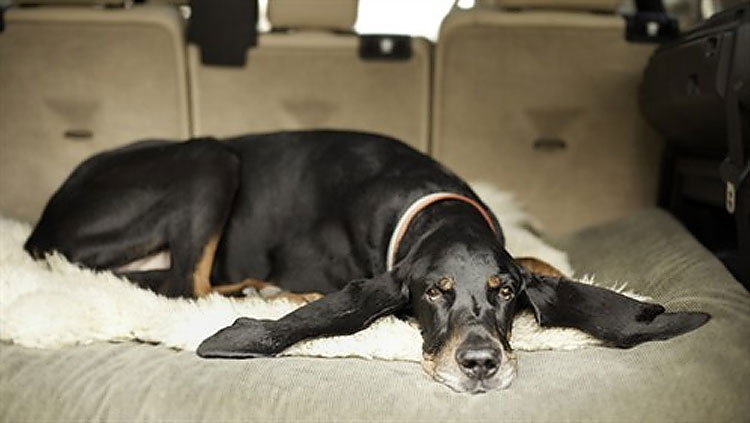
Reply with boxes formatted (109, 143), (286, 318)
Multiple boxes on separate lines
(0, 0), (189, 222)
(433, 0), (660, 233)
(188, 0), (431, 151)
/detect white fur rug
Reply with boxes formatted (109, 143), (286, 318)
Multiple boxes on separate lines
(0, 184), (614, 361)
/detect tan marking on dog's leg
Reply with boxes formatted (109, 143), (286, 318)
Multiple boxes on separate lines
(193, 234), (221, 297)
(212, 278), (323, 304)
(291, 292), (325, 303)
(211, 278), (279, 297)
(244, 279), (323, 303)
(516, 257), (565, 277)
(210, 279), (263, 296)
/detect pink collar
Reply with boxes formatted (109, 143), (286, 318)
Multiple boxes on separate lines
(386, 192), (498, 271)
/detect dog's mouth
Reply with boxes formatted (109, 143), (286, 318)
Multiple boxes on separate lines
(422, 353), (517, 394)
(421, 333), (517, 394)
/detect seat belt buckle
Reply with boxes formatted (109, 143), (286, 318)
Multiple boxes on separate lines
(726, 181), (736, 214)
(721, 159), (750, 215)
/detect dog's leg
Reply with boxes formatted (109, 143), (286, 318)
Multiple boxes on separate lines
(25, 138), (240, 298)
(189, 233), (222, 297)
(196, 273), (407, 358)
(211, 278), (324, 302)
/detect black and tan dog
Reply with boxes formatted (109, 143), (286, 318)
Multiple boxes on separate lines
(25, 130), (709, 393)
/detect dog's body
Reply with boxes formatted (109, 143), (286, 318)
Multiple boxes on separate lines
(26, 131), (494, 297)
(25, 130), (709, 393)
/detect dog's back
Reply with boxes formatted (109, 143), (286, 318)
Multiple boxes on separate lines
(216, 130), (477, 292)
(25, 130), (483, 296)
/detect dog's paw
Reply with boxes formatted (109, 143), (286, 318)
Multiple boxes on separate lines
(196, 317), (283, 359)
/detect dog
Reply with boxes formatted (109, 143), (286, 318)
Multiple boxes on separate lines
(24, 130), (709, 394)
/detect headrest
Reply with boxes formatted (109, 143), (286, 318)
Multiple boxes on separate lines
(483, 0), (622, 12)
(142, 0), (189, 5)
(9, 0), (124, 5)
(267, 0), (358, 31)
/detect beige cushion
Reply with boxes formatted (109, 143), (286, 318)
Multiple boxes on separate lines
(9, 0), (124, 5)
(482, 0), (621, 12)
(433, 9), (660, 234)
(268, 0), (358, 31)
(188, 32), (431, 152)
(0, 5), (190, 223)
(1, 210), (747, 422)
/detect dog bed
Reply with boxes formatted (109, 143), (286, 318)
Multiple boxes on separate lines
(1, 184), (620, 358)
(1, 208), (748, 422)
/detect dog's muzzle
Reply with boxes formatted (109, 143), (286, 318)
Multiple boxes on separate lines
(422, 328), (517, 394)
(455, 344), (502, 381)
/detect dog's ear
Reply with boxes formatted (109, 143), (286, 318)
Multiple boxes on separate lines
(518, 259), (709, 348)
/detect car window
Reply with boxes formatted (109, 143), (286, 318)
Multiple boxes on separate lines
(257, 0), (459, 41)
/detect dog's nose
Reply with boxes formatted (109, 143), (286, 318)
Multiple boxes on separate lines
(455, 347), (501, 380)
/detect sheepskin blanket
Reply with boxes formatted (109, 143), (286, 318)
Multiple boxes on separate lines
(0, 184), (617, 361)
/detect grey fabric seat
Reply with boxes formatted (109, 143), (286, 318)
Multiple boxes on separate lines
(2, 209), (747, 422)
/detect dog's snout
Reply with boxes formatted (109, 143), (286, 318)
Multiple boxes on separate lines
(455, 346), (501, 380)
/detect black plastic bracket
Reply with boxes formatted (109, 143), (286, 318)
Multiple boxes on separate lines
(187, 0), (258, 67)
(623, 0), (680, 43)
(359, 35), (412, 61)
(624, 11), (680, 43)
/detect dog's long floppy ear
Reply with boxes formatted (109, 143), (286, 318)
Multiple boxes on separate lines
(517, 258), (710, 348)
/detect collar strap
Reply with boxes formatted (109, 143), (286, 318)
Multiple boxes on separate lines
(386, 192), (498, 272)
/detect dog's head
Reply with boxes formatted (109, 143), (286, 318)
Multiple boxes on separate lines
(398, 238), (710, 394)
(398, 239), (522, 393)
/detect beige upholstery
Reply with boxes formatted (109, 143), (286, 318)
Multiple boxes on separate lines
(433, 9), (660, 234)
(1, 210), (748, 422)
(483, 0), (622, 11)
(0, 5), (190, 223)
(10, 0), (124, 5)
(189, 2), (431, 152)
(268, 0), (358, 31)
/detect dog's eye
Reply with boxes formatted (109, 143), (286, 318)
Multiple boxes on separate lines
(426, 287), (442, 300)
(498, 285), (514, 301)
